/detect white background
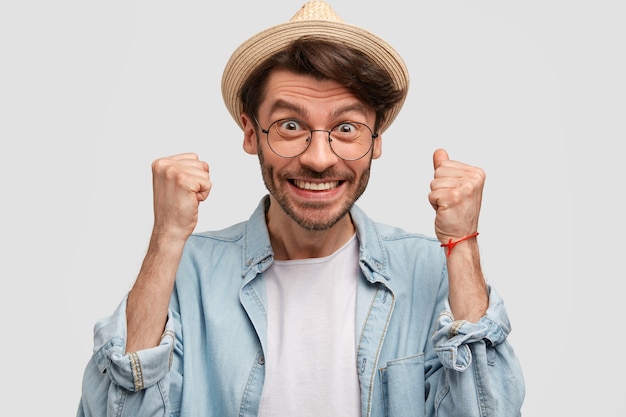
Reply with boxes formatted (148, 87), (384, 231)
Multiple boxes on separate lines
(1, 0), (624, 415)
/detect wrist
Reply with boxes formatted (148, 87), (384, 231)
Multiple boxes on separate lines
(150, 225), (191, 248)
(440, 232), (479, 257)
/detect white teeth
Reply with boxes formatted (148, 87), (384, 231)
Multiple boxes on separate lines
(294, 180), (338, 190)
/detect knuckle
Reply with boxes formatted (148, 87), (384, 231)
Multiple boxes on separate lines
(471, 167), (486, 181)
(152, 157), (173, 174)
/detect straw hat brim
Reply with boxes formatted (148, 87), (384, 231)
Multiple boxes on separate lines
(221, 19), (409, 133)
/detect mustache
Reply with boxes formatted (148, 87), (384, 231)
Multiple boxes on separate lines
(280, 167), (354, 181)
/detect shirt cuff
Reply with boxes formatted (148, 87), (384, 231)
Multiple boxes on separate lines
(432, 286), (511, 371)
(91, 296), (176, 392)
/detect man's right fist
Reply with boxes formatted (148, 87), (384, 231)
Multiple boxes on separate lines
(150, 153), (211, 242)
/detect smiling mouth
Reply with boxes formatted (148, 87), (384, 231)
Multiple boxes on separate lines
(292, 179), (340, 190)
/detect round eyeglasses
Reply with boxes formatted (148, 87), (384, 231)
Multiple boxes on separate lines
(256, 118), (378, 161)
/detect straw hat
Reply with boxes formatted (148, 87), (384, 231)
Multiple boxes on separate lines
(221, 0), (409, 133)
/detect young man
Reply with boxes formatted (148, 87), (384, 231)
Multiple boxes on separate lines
(77, 1), (525, 416)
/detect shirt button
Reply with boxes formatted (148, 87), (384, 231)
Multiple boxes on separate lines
(258, 355), (265, 365)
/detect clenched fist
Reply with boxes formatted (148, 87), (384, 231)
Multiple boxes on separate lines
(428, 149), (485, 246)
(151, 153), (212, 242)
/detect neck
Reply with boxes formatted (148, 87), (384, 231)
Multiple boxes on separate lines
(266, 201), (356, 261)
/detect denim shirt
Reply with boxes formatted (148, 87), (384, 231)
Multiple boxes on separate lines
(77, 196), (525, 417)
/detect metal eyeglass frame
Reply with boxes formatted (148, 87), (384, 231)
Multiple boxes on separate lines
(254, 117), (379, 161)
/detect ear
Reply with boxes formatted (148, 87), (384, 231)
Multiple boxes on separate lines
(372, 134), (382, 159)
(241, 113), (258, 155)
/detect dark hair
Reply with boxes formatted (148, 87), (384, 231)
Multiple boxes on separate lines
(239, 37), (406, 133)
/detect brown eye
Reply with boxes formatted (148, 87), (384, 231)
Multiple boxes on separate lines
(278, 119), (305, 132)
(336, 123), (356, 134)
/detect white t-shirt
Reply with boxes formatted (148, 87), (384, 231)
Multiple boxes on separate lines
(258, 234), (361, 417)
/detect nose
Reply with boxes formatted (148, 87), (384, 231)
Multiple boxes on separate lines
(297, 130), (339, 171)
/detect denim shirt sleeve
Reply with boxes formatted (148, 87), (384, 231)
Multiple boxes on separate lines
(430, 286), (525, 416)
(432, 286), (509, 371)
(77, 295), (176, 417)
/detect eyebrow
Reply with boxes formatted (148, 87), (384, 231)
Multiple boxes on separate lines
(330, 104), (370, 120)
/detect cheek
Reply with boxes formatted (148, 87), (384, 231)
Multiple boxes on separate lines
(260, 145), (297, 172)
(258, 146), (282, 183)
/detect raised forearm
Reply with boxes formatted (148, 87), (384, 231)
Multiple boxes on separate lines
(444, 238), (488, 322)
(126, 232), (186, 352)
(125, 153), (211, 352)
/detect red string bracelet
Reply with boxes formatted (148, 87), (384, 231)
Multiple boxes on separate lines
(441, 232), (479, 256)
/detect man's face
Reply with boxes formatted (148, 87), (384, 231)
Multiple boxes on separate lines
(242, 69), (382, 231)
